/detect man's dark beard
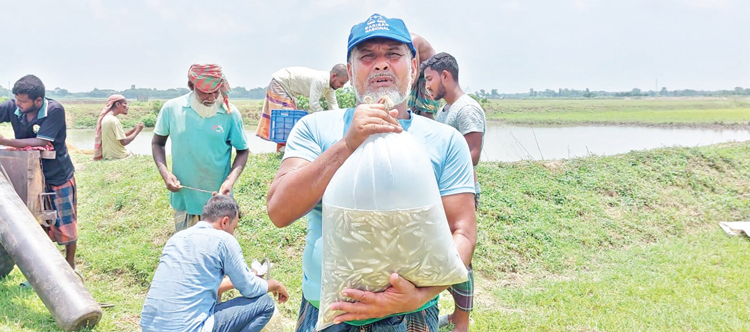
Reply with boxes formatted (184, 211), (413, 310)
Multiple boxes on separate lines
(433, 85), (446, 101)
(20, 104), (42, 114)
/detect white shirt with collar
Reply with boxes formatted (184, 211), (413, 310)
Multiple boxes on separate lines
(272, 67), (339, 113)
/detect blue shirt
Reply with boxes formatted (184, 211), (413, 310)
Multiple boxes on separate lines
(0, 98), (75, 186)
(154, 93), (249, 215)
(140, 221), (268, 332)
(283, 108), (475, 310)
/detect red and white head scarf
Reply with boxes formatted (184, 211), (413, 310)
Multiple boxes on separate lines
(188, 64), (232, 113)
(93, 94), (126, 161)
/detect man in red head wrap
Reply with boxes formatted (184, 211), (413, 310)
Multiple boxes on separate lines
(152, 64), (250, 231)
(186, 64), (232, 118)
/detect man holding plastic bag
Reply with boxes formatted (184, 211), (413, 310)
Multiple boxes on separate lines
(267, 13), (477, 332)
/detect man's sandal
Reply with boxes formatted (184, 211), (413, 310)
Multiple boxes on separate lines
(438, 314), (450, 328)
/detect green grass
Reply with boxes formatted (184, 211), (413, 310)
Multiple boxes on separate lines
(485, 231), (750, 331)
(18, 97), (750, 130)
(59, 100), (161, 129)
(3, 141), (750, 331)
(55, 99), (264, 129)
(0, 124), (12, 137)
(484, 98), (750, 126)
(496, 108), (750, 125)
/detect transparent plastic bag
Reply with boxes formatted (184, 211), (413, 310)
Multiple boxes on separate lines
(317, 132), (468, 330)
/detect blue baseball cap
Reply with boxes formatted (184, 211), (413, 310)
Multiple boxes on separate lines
(347, 13), (417, 60)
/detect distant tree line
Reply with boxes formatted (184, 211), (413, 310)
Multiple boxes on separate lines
(0, 84), (267, 100)
(471, 87), (750, 99)
(2, 84), (749, 100)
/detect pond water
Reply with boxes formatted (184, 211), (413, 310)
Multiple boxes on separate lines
(64, 123), (750, 162)
(480, 123), (750, 161)
(65, 128), (277, 156)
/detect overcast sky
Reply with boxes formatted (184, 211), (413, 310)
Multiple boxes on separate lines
(1, 0), (747, 93)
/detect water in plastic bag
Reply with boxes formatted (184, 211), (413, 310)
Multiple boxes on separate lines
(317, 132), (469, 330)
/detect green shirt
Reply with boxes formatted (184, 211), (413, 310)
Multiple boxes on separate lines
(154, 93), (248, 215)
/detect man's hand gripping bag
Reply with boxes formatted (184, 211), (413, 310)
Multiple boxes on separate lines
(317, 132), (469, 330)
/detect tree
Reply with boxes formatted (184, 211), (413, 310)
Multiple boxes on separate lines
(53, 87), (69, 96)
(490, 89), (499, 99)
(660, 87), (668, 96)
(227, 86), (266, 99)
(335, 87), (357, 109)
(582, 88), (595, 98)
(469, 93), (488, 105)
(87, 88), (112, 98)
(232, 86), (249, 95)
(316, 87), (357, 110)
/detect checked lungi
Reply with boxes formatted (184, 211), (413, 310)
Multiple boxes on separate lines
(256, 79), (297, 142)
(448, 265), (474, 312)
(294, 295), (438, 332)
(44, 177), (78, 245)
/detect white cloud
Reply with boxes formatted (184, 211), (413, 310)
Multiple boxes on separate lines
(3, 0), (748, 92)
(143, 0), (249, 35)
(279, 32), (300, 46)
(574, 0), (588, 11)
(88, 0), (107, 20)
(500, 0), (525, 12)
(145, 0), (179, 20)
(683, 0), (732, 9)
(311, 0), (353, 9)
(572, 0), (602, 12)
(186, 13), (250, 35)
(363, 0), (406, 14)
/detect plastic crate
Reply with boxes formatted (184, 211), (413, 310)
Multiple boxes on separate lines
(269, 110), (308, 143)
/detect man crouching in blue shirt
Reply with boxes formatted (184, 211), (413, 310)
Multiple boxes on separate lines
(141, 195), (288, 332)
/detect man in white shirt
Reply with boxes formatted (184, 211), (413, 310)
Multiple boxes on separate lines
(273, 65), (348, 113)
(255, 65), (349, 147)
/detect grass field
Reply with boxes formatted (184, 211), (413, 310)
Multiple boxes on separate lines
(17, 96), (750, 131)
(3, 140), (750, 331)
(54, 99), (264, 129)
(483, 97), (750, 126)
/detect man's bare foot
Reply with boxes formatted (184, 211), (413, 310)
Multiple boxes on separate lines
(449, 309), (471, 332)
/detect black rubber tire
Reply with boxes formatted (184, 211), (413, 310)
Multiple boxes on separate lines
(0, 243), (14, 279)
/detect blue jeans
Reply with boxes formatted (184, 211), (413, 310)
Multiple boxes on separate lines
(295, 294), (439, 332)
(213, 295), (275, 332)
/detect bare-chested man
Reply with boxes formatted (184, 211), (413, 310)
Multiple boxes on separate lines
(407, 33), (440, 119)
